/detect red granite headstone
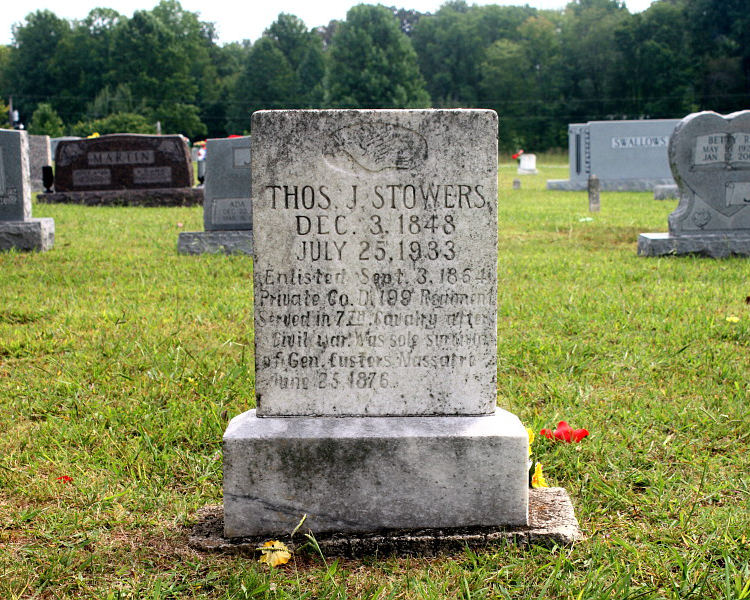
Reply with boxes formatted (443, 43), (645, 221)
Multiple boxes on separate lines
(54, 134), (192, 192)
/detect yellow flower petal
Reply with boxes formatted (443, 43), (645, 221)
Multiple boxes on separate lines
(258, 540), (292, 567)
(726, 316), (740, 323)
(526, 427), (535, 456)
(531, 463), (548, 488)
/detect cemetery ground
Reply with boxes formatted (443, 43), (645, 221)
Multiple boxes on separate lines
(1, 159), (749, 599)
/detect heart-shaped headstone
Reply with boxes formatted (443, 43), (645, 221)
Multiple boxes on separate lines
(668, 110), (750, 234)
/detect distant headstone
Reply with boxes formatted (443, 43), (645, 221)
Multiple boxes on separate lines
(223, 109), (528, 538)
(512, 178), (521, 189)
(0, 130), (31, 223)
(54, 134), (192, 191)
(517, 153), (538, 174)
(178, 135), (253, 255)
(38, 134), (202, 206)
(0, 129), (55, 252)
(639, 110), (750, 257)
(588, 174), (600, 212)
(28, 135), (51, 192)
(654, 184), (679, 200)
(203, 136), (252, 231)
(548, 119), (679, 191)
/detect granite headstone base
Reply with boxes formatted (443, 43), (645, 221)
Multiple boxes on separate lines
(190, 488), (581, 557)
(638, 232), (750, 258)
(0, 218), (55, 252)
(38, 188), (203, 207)
(177, 230), (253, 255)
(547, 178), (674, 192)
(223, 408), (529, 538)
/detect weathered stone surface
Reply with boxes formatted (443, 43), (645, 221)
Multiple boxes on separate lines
(53, 134), (193, 192)
(0, 218), (55, 252)
(28, 135), (51, 192)
(588, 175), (600, 212)
(252, 109), (498, 417)
(177, 230), (253, 255)
(223, 408), (529, 538)
(203, 136), (252, 231)
(547, 119), (678, 191)
(654, 184), (679, 200)
(640, 110), (750, 256)
(0, 129), (31, 222)
(190, 488), (581, 557)
(224, 109), (532, 541)
(38, 188), (203, 207)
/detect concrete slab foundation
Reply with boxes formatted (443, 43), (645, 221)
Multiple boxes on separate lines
(38, 188), (203, 207)
(638, 232), (750, 257)
(223, 409), (529, 538)
(547, 178), (674, 192)
(0, 218), (55, 252)
(177, 230), (253, 255)
(189, 487), (581, 557)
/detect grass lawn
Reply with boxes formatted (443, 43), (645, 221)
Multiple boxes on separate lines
(1, 162), (749, 599)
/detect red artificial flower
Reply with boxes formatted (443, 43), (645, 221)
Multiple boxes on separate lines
(512, 149), (525, 160)
(540, 421), (589, 443)
(56, 475), (73, 483)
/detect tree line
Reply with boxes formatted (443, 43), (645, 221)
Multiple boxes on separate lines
(0, 0), (746, 150)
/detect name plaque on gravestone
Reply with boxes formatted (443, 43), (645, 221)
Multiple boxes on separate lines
(204, 136), (252, 231)
(53, 134), (192, 192)
(252, 110), (497, 417)
(0, 129), (31, 222)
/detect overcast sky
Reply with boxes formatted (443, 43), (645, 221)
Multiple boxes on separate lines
(1, 0), (654, 47)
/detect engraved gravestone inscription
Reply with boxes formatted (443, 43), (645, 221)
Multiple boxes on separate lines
(54, 134), (192, 192)
(252, 110), (498, 417)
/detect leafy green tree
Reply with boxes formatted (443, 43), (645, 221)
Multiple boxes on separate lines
(49, 8), (125, 122)
(227, 14), (325, 132)
(612, 1), (693, 118)
(0, 98), (10, 129)
(5, 10), (71, 120)
(85, 84), (141, 120)
(28, 102), (65, 137)
(202, 41), (249, 137)
(264, 14), (326, 104)
(412, 2), (535, 107)
(227, 37), (298, 132)
(685, 0), (750, 112)
(70, 112), (156, 136)
(153, 103), (206, 138)
(328, 4), (429, 108)
(558, 0), (630, 120)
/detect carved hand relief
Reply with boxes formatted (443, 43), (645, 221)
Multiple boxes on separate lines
(671, 111), (750, 219)
(56, 143), (85, 167)
(323, 122), (428, 173)
(157, 139), (184, 161)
